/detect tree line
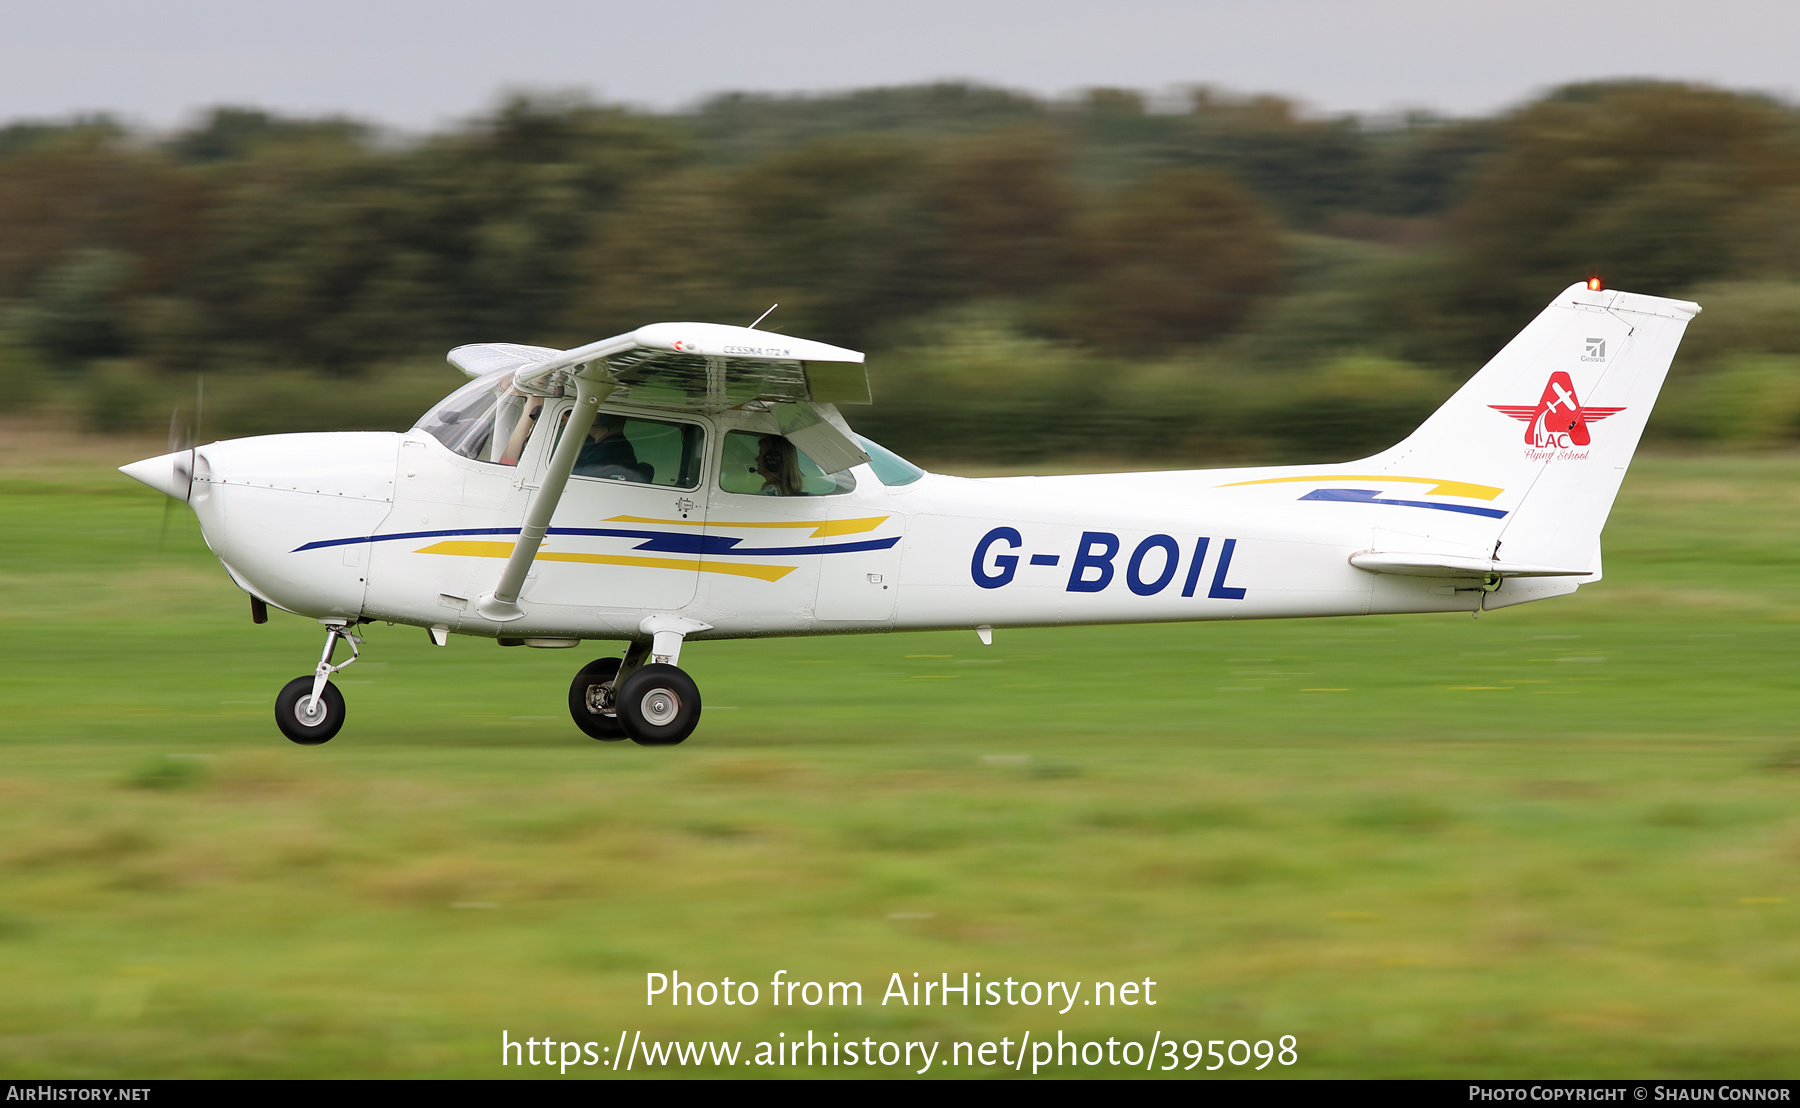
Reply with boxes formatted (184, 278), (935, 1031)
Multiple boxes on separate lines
(3, 80), (1799, 460)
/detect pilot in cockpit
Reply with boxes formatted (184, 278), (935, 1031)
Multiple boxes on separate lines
(575, 413), (652, 483)
(496, 389), (543, 466)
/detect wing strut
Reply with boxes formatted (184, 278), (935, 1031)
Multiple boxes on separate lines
(477, 376), (616, 622)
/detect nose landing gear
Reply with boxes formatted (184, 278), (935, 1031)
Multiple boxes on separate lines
(275, 621), (361, 745)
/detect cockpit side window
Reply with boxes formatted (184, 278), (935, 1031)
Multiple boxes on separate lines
(550, 409), (705, 489)
(416, 370), (543, 466)
(718, 430), (856, 497)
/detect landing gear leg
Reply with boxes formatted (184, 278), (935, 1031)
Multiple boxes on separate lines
(617, 639), (653, 687)
(274, 621), (360, 745)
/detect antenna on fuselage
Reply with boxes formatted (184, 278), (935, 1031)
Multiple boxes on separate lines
(747, 303), (779, 330)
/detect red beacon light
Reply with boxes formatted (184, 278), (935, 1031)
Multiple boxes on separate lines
(1587, 276), (1603, 291)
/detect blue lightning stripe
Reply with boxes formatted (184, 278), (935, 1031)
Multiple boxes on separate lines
(292, 526), (898, 556)
(293, 527), (516, 551)
(626, 536), (900, 557)
(1298, 488), (1508, 519)
(297, 525), (683, 551)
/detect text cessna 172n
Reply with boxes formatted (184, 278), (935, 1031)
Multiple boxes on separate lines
(121, 280), (1698, 747)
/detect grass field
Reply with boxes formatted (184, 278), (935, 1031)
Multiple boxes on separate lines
(2, 433), (1798, 1078)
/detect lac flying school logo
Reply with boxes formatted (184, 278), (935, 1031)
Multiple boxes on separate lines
(1490, 371), (1624, 449)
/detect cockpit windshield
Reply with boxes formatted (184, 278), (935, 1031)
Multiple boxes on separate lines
(416, 370), (543, 466)
(857, 435), (925, 486)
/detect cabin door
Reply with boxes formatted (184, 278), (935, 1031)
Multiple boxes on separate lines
(527, 404), (709, 614)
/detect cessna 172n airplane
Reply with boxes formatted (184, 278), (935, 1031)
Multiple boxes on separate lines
(121, 280), (1698, 747)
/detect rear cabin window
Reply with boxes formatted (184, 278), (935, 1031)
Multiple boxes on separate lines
(718, 430), (856, 497)
(552, 410), (705, 489)
(416, 370), (543, 466)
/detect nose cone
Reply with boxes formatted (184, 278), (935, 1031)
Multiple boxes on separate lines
(120, 449), (193, 502)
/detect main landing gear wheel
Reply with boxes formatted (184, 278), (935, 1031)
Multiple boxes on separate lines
(568, 657), (627, 741)
(275, 676), (345, 745)
(616, 663), (701, 746)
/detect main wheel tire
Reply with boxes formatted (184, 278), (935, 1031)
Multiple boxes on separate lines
(275, 676), (345, 745)
(568, 657), (627, 741)
(616, 663), (701, 746)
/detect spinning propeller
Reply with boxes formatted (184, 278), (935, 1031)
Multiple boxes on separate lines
(152, 377), (201, 553)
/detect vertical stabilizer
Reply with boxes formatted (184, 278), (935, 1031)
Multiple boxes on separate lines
(1367, 282), (1700, 576)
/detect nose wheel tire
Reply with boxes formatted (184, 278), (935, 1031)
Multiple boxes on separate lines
(568, 657), (627, 741)
(275, 676), (345, 745)
(616, 663), (701, 746)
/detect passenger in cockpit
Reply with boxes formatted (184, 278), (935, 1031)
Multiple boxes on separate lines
(752, 435), (803, 496)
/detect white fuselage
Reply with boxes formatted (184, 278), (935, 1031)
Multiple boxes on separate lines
(185, 399), (1570, 646)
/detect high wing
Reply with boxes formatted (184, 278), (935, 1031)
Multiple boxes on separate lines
(454, 321), (871, 409)
(455, 321), (873, 622)
(449, 322), (873, 474)
(447, 342), (562, 379)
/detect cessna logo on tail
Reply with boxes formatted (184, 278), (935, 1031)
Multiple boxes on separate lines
(1490, 371), (1625, 448)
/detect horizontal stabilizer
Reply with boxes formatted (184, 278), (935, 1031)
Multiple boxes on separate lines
(1349, 551), (1593, 579)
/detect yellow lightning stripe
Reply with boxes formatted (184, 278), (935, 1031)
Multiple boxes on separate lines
(1218, 475), (1503, 501)
(413, 541), (797, 582)
(604, 514), (889, 538)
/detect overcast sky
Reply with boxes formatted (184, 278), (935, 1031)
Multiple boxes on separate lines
(4, 0), (1797, 131)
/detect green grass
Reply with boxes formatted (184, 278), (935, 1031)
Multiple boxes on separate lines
(2, 449), (1798, 1077)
